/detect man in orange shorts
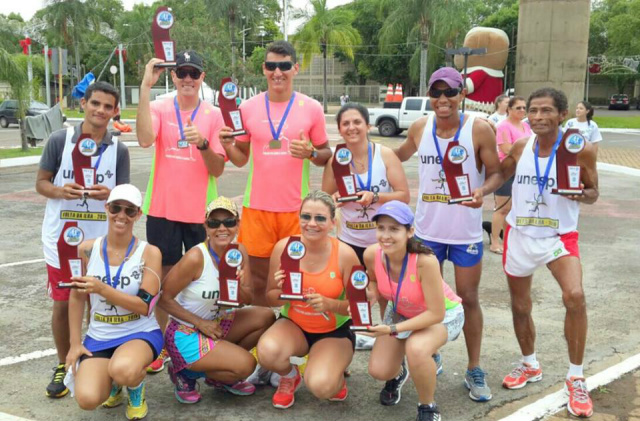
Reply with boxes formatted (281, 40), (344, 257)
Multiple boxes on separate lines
(219, 40), (331, 306)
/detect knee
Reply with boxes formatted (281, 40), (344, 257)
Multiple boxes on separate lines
(405, 340), (433, 363)
(304, 373), (337, 400)
(368, 360), (394, 381)
(75, 391), (102, 411)
(236, 353), (257, 379)
(511, 297), (532, 317)
(109, 360), (143, 387)
(257, 308), (276, 329)
(256, 337), (283, 368)
(459, 290), (479, 308)
(562, 288), (585, 311)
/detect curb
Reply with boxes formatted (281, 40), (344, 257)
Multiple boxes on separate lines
(0, 142), (140, 168)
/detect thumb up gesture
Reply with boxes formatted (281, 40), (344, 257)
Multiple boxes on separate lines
(289, 130), (315, 160)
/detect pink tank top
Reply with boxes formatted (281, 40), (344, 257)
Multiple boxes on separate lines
(374, 249), (461, 318)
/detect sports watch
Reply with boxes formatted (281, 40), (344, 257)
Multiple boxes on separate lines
(197, 138), (210, 150)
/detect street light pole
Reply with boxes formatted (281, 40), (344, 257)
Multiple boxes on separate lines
(445, 47), (487, 112)
(118, 43), (126, 109)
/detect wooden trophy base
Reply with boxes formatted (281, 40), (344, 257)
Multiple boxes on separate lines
(448, 195), (473, 204)
(349, 325), (370, 331)
(552, 188), (584, 196)
(217, 300), (240, 307)
(279, 294), (306, 301)
(154, 62), (176, 68)
(337, 195), (359, 203)
(230, 129), (247, 136)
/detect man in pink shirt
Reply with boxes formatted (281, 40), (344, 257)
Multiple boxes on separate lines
(220, 41), (332, 306)
(137, 50), (226, 372)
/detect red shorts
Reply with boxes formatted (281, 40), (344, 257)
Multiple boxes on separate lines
(47, 264), (70, 301)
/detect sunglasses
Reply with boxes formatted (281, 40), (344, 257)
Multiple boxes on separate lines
(206, 218), (238, 229)
(108, 203), (139, 218)
(175, 67), (202, 80)
(264, 61), (294, 72)
(428, 87), (461, 98)
(300, 213), (328, 224)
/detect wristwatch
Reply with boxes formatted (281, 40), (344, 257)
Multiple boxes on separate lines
(197, 138), (210, 151)
(389, 324), (398, 337)
(310, 149), (318, 159)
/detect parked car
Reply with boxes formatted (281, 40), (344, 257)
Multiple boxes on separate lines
(608, 94), (630, 110)
(0, 100), (51, 128)
(369, 97), (488, 137)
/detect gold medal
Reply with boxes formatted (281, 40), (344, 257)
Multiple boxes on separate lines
(269, 139), (281, 149)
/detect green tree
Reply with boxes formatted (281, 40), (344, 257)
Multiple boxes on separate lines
(294, 0), (361, 112)
(0, 49), (30, 151)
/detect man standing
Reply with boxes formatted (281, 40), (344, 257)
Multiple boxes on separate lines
(500, 88), (598, 418)
(394, 67), (502, 402)
(219, 41), (331, 306)
(36, 81), (129, 398)
(137, 50), (226, 372)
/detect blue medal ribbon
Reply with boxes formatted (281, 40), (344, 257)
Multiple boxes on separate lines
(385, 253), (409, 314)
(207, 242), (221, 267)
(103, 236), (136, 289)
(432, 113), (465, 172)
(350, 142), (373, 191)
(534, 130), (563, 196)
(174, 97), (201, 141)
(265, 92), (296, 141)
(93, 143), (107, 171)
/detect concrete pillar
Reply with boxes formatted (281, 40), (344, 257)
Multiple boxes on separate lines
(515, 0), (590, 116)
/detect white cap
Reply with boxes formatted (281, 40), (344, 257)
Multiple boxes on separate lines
(107, 184), (142, 208)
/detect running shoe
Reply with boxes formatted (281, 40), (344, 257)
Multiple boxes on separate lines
(168, 365), (201, 404)
(417, 403), (442, 421)
(380, 360), (409, 406)
(502, 362), (543, 390)
(329, 380), (348, 402)
(46, 363), (69, 398)
(204, 378), (256, 396)
(355, 334), (376, 350)
(433, 353), (443, 376)
(464, 366), (492, 402)
(102, 384), (124, 408)
(270, 372), (281, 388)
(565, 376), (593, 418)
(125, 382), (148, 420)
(247, 364), (272, 386)
(272, 366), (302, 409)
(146, 348), (170, 373)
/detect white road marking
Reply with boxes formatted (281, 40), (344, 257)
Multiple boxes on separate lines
(598, 162), (640, 177)
(0, 259), (45, 269)
(0, 413), (36, 421)
(0, 348), (56, 367)
(497, 352), (640, 421)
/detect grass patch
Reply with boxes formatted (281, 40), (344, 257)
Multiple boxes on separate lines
(592, 116), (640, 129)
(64, 108), (138, 120)
(0, 147), (43, 159)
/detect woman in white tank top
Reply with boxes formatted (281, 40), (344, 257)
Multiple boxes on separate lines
(159, 196), (276, 404)
(65, 184), (162, 420)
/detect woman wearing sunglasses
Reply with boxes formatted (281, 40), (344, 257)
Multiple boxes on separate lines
(363, 201), (464, 421)
(65, 184), (162, 421)
(490, 96), (532, 254)
(257, 190), (360, 409)
(159, 196), (276, 404)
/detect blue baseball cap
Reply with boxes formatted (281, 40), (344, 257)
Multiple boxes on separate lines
(373, 201), (414, 226)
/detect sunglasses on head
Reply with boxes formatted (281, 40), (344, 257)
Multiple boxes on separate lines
(300, 213), (328, 224)
(107, 203), (138, 218)
(206, 218), (238, 229)
(175, 67), (202, 80)
(264, 61), (294, 72)
(428, 87), (461, 98)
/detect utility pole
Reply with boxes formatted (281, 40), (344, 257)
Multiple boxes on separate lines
(44, 45), (51, 107)
(27, 42), (33, 103)
(58, 47), (63, 110)
(446, 47), (487, 112)
(283, 0), (288, 41)
(118, 43), (126, 109)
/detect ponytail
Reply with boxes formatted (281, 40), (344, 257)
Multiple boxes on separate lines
(406, 234), (434, 256)
(579, 101), (594, 127)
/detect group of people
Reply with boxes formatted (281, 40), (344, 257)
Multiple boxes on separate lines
(36, 40), (600, 421)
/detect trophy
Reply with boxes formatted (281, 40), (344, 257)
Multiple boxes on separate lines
(56, 222), (84, 288)
(442, 142), (473, 204)
(218, 78), (246, 136)
(332, 144), (359, 202)
(552, 129), (585, 196)
(217, 245), (243, 307)
(279, 237), (306, 301)
(347, 266), (372, 331)
(72, 134), (98, 192)
(151, 7), (176, 67)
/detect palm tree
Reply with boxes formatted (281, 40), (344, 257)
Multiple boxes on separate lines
(380, 0), (466, 96)
(294, 0), (361, 112)
(0, 48), (30, 151)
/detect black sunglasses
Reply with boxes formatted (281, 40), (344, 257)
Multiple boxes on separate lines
(206, 218), (238, 229)
(108, 203), (138, 218)
(175, 67), (202, 80)
(428, 87), (461, 98)
(300, 213), (328, 224)
(264, 61), (294, 71)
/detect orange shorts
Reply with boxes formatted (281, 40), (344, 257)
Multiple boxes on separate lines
(239, 207), (301, 258)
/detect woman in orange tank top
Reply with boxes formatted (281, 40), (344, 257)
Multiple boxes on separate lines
(256, 191), (360, 410)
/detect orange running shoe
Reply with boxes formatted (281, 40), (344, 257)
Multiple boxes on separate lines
(329, 380), (348, 402)
(272, 366), (301, 409)
(502, 362), (543, 389)
(565, 377), (593, 418)
(146, 348), (170, 373)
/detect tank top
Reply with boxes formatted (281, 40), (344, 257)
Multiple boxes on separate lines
(414, 114), (484, 244)
(374, 249), (461, 319)
(338, 143), (392, 248)
(42, 127), (118, 268)
(171, 243), (221, 327)
(85, 237), (160, 341)
(506, 135), (580, 238)
(280, 237), (350, 333)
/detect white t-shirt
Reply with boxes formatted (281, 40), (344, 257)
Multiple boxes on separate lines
(488, 112), (507, 126)
(564, 119), (602, 143)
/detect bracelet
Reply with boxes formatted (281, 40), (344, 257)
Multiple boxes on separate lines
(371, 191), (379, 204)
(389, 324), (398, 336)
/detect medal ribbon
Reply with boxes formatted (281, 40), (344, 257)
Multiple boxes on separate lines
(432, 113), (465, 173)
(350, 142), (373, 191)
(93, 143), (107, 170)
(207, 242), (221, 267)
(534, 130), (563, 197)
(265, 92), (296, 141)
(103, 236), (136, 289)
(385, 252), (409, 314)
(174, 97), (201, 141)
